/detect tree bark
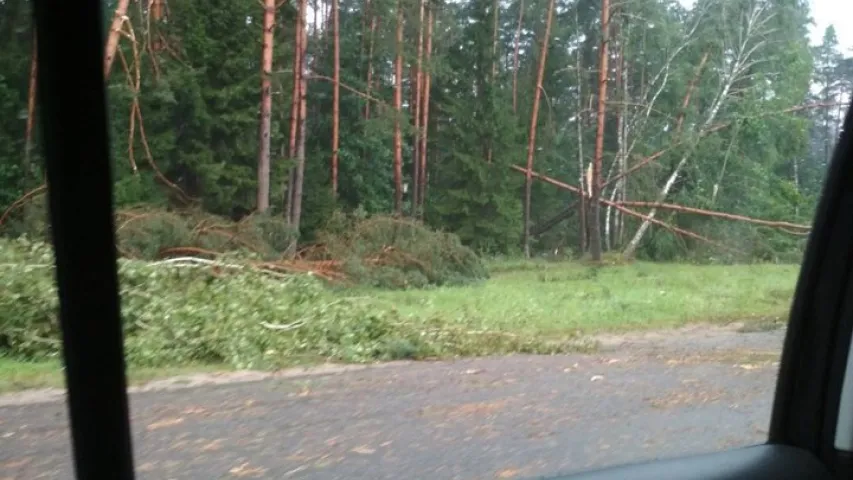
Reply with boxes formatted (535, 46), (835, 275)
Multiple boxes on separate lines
(521, 0), (555, 258)
(589, 0), (610, 261)
(25, 29), (37, 172)
(675, 51), (709, 135)
(104, 0), (131, 78)
(393, 0), (404, 215)
(364, 11), (377, 120)
(257, 0), (276, 213)
(285, 2), (303, 222)
(331, 0), (340, 196)
(511, 0), (524, 114)
(617, 51), (628, 245)
(575, 8), (586, 254)
(485, 0), (499, 164)
(291, 13), (308, 230)
(412, 0), (425, 214)
(150, 0), (164, 51)
(418, 6), (434, 213)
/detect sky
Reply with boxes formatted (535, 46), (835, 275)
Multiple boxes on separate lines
(810, 0), (853, 50)
(675, 0), (853, 51)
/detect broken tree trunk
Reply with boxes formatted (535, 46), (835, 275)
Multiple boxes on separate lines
(521, 0), (555, 258)
(622, 3), (771, 257)
(104, 0), (131, 78)
(510, 165), (738, 253)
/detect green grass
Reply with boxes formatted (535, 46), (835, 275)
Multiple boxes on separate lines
(362, 260), (799, 336)
(0, 260), (800, 393)
(0, 358), (231, 394)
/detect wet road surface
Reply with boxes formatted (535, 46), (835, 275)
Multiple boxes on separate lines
(0, 326), (785, 479)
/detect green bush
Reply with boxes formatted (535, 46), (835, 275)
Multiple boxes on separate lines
(316, 214), (489, 289)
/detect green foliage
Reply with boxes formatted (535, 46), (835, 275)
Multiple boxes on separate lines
(0, 238), (577, 368)
(317, 214), (489, 288)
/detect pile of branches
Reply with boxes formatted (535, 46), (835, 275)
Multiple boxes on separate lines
(306, 214), (489, 288)
(1, 196), (486, 287)
(114, 207), (297, 260)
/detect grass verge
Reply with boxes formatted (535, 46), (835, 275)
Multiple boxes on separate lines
(1, 260), (799, 392)
(366, 260), (798, 335)
(0, 358), (232, 394)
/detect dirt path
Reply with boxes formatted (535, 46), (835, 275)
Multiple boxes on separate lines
(0, 324), (786, 480)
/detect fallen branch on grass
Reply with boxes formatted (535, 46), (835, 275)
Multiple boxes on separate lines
(0, 184), (46, 227)
(260, 320), (305, 331)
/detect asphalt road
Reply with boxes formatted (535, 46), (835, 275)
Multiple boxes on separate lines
(0, 326), (785, 480)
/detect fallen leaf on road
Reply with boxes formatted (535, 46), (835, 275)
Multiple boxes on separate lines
(352, 445), (376, 455)
(496, 468), (521, 478)
(229, 462), (267, 477)
(136, 461), (158, 472)
(1, 457), (31, 469)
(146, 417), (185, 431)
(201, 439), (224, 452)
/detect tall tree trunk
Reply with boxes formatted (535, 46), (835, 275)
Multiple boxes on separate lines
(25, 29), (37, 172)
(589, 0), (610, 261)
(607, 18), (628, 249)
(575, 8), (586, 254)
(418, 6), (434, 213)
(511, 0), (524, 114)
(291, 11), (308, 231)
(331, 0), (340, 196)
(491, 0), (499, 79)
(393, 0), (404, 215)
(104, 0), (131, 78)
(485, 0), (499, 164)
(364, 10), (377, 120)
(411, 0), (425, 214)
(257, 0), (276, 213)
(522, 0), (555, 258)
(150, 0), (164, 51)
(617, 51), (629, 245)
(285, 2), (303, 222)
(675, 51), (709, 135)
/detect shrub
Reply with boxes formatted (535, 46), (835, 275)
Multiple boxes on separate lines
(315, 214), (489, 289)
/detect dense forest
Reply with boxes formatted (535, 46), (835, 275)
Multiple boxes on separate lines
(0, 0), (849, 262)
